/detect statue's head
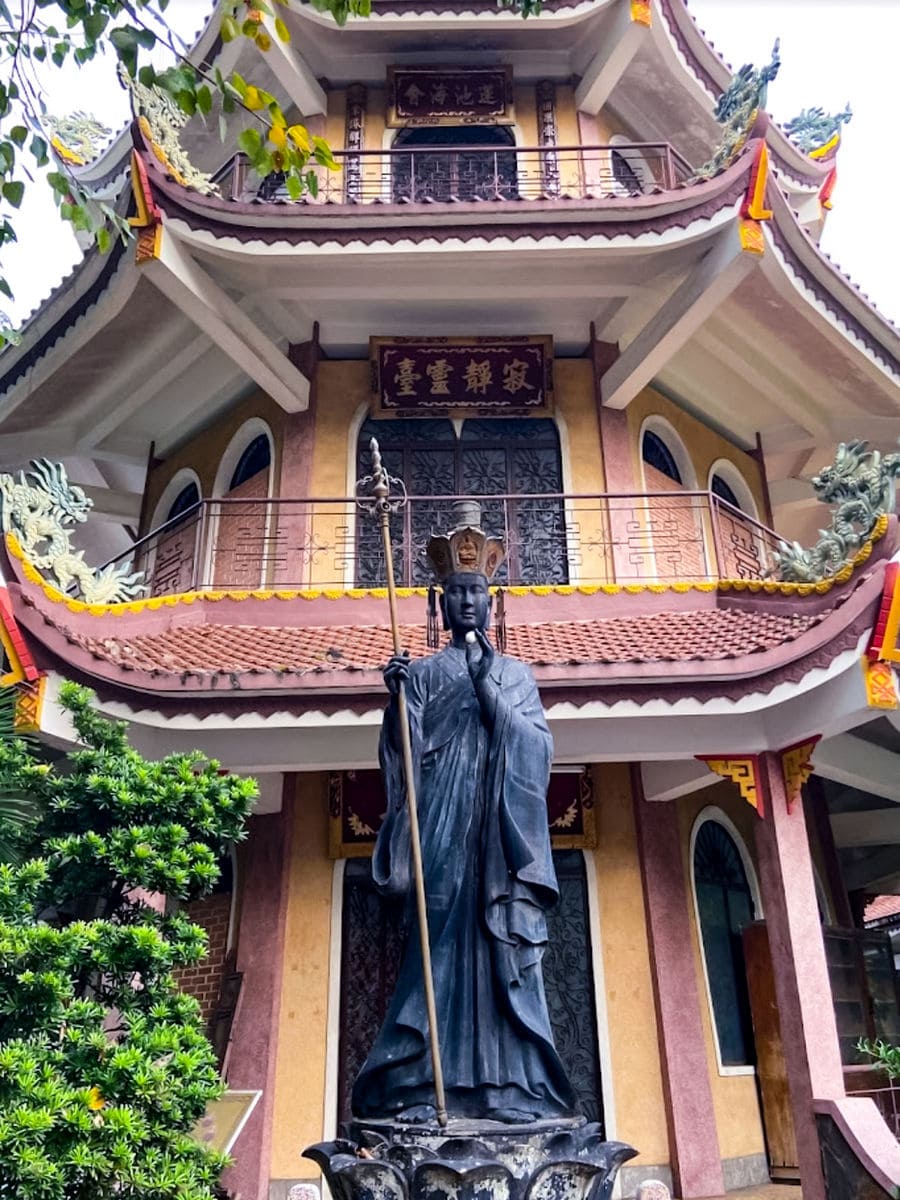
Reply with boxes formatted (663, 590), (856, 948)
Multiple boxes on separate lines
(440, 571), (492, 635)
(425, 500), (505, 645)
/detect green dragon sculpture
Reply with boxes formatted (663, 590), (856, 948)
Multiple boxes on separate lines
(0, 460), (145, 603)
(773, 440), (900, 583)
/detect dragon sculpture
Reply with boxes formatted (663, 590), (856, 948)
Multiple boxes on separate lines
(46, 112), (112, 165)
(783, 104), (853, 154)
(772, 440), (900, 583)
(0, 459), (145, 604)
(693, 41), (781, 180)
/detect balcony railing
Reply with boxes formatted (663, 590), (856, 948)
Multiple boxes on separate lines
(109, 491), (784, 597)
(216, 142), (695, 207)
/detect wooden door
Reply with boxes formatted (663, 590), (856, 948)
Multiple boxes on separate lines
(743, 921), (799, 1179)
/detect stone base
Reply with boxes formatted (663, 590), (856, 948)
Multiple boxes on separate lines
(305, 1116), (636, 1200)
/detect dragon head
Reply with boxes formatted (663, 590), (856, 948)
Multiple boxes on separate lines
(26, 459), (92, 524)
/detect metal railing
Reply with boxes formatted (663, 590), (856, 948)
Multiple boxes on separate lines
(215, 142), (695, 207)
(108, 491), (783, 597)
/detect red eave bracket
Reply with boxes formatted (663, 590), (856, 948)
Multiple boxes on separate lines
(0, 588), (40, 683)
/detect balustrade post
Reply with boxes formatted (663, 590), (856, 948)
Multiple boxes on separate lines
(344, 84), (366, 203)
(709, 494), (728, 580)
(664, 144), (675, 190)
(192, 502), (206, 591)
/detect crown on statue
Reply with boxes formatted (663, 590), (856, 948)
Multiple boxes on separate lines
(426, 500), (506, 583)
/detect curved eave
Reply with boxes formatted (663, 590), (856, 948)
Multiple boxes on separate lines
(763, 187), (900, 383)
(142, 133), (755, 242)
(5, 524), (894, 708)
(142, 135), (900, 383)
(656, 0), (837, 188)
(287, 0), (615, 30)
(0, 231), (136, 407)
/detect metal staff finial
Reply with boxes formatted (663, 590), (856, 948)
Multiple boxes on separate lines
(363, 437), (448, 1127)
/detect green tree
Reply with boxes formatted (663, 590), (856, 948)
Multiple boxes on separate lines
(0, 688), (38, 863)
(0, 680), (257, 1198)
(0, 0), (539, 342)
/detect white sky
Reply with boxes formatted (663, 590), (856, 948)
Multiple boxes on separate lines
(4, 1), (899, 326)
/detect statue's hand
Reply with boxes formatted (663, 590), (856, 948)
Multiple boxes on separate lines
(465, 628), (495, 687)
(383, 652), (411, 696)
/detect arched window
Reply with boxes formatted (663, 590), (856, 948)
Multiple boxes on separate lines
(166, 481), (200, 523)
(212, 423), (274, 588)
(693, 818), (758, 1067)
(711, 473), (741, 511)
(355, 416), (566, 586)
(148, 472), (202, 597)
(391, 125), (517, 203)
(642, 430), (682, 484)
(638, 422), (706, 581)
(229, 434), (271, 492)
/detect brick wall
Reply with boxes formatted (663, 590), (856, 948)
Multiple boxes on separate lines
(175, 891), (232, 1024)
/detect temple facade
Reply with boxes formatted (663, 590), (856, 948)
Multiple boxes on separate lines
(1, 2), (900, 1198)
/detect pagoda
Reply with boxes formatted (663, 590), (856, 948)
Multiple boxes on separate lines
(0, 2), (899, 1198)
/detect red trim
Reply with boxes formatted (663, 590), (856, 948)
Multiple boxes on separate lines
(0, 588), (39, 681)
(867, 561), (899, 660)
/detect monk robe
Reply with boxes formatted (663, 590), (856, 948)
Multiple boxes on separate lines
(351, 643), (576, 1121)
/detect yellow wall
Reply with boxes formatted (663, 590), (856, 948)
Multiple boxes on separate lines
(677, 782), (767, 1162)
(627, 386), (766, 517)
(270, 774), (334, 1177)
(142, 390), (285, 535)
(594, 764), (670, 1167)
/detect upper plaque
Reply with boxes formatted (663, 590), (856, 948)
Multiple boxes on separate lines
(387, 66), (515, 127)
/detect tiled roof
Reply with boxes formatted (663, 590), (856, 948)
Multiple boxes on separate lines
(67, 607), (821, 680)
(865, 895), (900, 928)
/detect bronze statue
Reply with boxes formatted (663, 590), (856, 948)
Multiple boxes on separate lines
(352, 501), (575, 1124)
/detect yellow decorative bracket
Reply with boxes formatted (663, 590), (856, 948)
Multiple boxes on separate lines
(630, 0), (651, 25)
(862, 657), (898, 710)
(742, 141), (773, 222)
(780, 736), (821, 813)
(696, 754), (764, 816)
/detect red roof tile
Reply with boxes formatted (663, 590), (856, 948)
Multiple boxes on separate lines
(67, 607), (820, 679)
(865, 895), (900, 927)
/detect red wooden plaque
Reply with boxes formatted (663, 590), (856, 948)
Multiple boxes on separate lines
(370, 336), (553, 416)
(387, 66), (514, 127)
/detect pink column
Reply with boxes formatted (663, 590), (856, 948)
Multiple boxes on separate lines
(277, 342), (318, 588)
(633, 771), (726, 1198)
(592, 337), (641, 584)
(753, 752), (844, 1200)
(222, 781), (295, 1200)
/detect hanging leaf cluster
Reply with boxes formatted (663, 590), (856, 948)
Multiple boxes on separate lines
(0, 681), (257, 1198)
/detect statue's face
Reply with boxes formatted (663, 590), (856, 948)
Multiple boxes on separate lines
(441, 572), (492, 635)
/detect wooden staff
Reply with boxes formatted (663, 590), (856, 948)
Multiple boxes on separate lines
(369, 437), (448, 1127)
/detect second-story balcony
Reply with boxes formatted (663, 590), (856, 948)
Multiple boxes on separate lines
(112, 491), (783, 598)
(218, 142), (695, 208)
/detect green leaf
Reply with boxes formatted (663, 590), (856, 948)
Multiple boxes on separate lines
(196, 85), (212, 116)
(97, 226), (111, 254)
(274, 16), (290, 41)
(175, 89), (196, 117)
(9, 126), (26, 148)
(285, 172), (301, 201)
(237, 127), (262, 158)
(305, 169), (319, 198)
(29, 135), (48, 167)
(2, 180), (24, 208)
